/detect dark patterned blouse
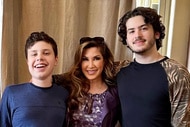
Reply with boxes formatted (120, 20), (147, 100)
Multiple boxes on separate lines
(68, 86), (121, 127)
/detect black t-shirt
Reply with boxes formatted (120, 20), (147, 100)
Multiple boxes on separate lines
(117, 57), (172, 127)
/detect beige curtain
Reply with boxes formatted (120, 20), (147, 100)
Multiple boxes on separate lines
(1, 0), (133, 94)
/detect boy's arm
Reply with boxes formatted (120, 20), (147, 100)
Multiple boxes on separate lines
(0, 87), (12, 127)
(170, 67), (190, 127)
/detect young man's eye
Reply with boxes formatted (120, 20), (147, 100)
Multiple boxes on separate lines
(141, 27), (148, 31)
(127, 30), (134, 34)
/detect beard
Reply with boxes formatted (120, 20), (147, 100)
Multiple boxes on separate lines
(127, 40), (155, 54)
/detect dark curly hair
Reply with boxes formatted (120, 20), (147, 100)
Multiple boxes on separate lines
(118, 7), (165, 50)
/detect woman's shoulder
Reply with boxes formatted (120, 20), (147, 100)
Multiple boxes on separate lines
(114, 60), (131, 74)
(107, 85), (119, 97)
(52, 73), (71, 86)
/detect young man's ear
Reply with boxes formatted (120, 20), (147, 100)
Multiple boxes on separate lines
(155, 32), (160, 39)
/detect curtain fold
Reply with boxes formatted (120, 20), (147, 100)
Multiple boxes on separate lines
(1, 0), (133, 94)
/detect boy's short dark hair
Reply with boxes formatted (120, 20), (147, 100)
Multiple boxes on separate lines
(25, 31), (58, 59)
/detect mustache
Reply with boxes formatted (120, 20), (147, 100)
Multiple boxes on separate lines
(133, 37), (146, 43)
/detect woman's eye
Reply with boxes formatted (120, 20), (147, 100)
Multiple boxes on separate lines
(94, 57), (101, 61)
(82, 57), (88, 61)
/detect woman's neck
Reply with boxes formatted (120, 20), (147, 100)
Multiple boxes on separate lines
(88, 80), (108, 94)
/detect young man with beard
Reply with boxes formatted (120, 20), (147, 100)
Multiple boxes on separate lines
(117, 7), (190, 127)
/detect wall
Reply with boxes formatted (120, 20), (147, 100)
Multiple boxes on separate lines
(170, 0), (190, 66)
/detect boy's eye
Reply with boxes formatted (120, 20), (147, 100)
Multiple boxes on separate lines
(44, 52), (50, 55)
(31, 53), (37, 56)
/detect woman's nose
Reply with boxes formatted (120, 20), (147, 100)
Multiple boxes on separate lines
(88, 60), (94, 67)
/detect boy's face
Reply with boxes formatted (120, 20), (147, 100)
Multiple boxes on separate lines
(27, 41), (58, 81)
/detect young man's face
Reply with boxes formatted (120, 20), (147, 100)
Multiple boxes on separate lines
(27, 41), (58, 81)
(126, 15), (160, 54)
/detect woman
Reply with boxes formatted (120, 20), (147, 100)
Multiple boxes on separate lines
(54, 37), (121, 127)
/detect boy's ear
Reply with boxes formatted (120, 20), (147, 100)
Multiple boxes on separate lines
(55, 57), (58, 66)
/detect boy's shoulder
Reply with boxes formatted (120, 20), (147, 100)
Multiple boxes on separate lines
(6, 82), (30, 89)
(2, 83), (31, 98)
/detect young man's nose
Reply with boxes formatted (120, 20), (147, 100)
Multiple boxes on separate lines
(135, 30), (142, 38)
(134, 30), (143, 41)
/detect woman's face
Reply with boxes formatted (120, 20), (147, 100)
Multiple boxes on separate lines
(81, 47), (104, 82)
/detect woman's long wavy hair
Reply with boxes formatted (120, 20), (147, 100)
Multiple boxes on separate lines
(65, 37), (116, 115)
(118, 7), (165, 50)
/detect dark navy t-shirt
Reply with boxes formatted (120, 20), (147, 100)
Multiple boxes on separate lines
(0, 83), (68, 127)
(117, 58), (172, 127)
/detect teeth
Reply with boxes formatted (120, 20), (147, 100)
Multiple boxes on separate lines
(35, 64), (46, 68)
(88, 70), (96, 74)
